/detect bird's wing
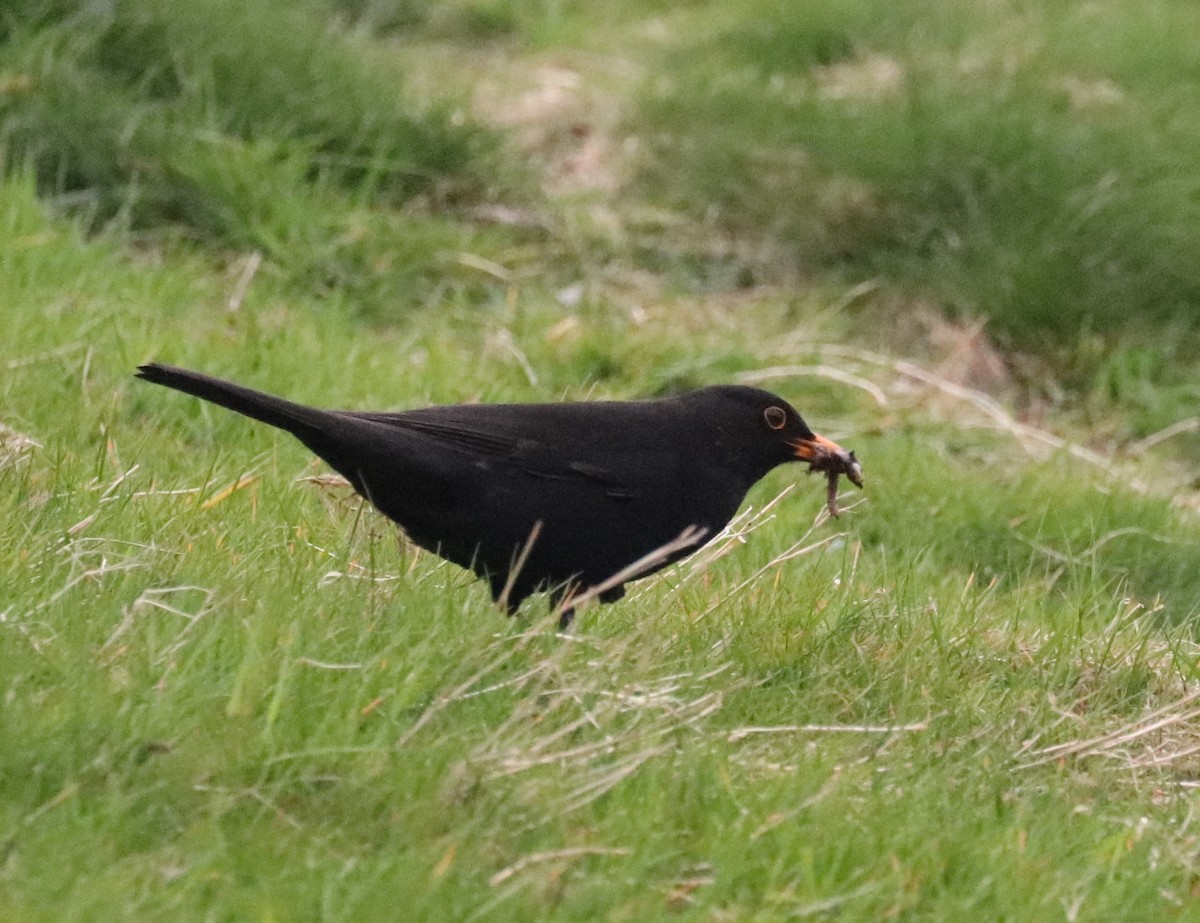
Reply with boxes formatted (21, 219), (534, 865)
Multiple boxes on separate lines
(361, 414), (521, 457)
(346, 406), (661, 499)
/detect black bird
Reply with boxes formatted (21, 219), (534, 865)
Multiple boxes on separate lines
(136, 363), (862, 625)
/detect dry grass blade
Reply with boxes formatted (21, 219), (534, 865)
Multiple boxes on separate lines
(395, 623), (564, 749)
(5, 343), (88, 370)
(679, 486), (796, 571)
(3, 783), (80, 856)
(201, 472), (258, 509)
(555, 745), (674, 814)
(792, 883), (883, 917)
(226, 250), (263, 313)
(464, 631), (737, 821)
(1129, 417), (1200, 455)
(32, 556), (147, 616)
(489, 847), (631, 887)
(100, 585), (215, 666)
(728, 721), (929, 742)
(645, 486), (801, 607)
(692, 531), (847, 622)
(0, 422), (41, 469)
(497, 520), (543, 612)
(557, 524), (709, 618)
(295, 658), (365, 670)
(1018, 688), (1200, 770)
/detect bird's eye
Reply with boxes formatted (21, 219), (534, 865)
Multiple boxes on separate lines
(763, 406), (788, 430)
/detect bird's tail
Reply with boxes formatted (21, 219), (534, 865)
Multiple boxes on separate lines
(135, 363), (337, 438)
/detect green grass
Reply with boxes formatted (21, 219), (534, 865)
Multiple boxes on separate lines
(4, 1), (1200, 919)
(0, 0), (535, 320)
(626, 0), (1200, 425)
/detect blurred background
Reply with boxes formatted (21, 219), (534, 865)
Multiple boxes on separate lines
(4, 0), (1199, 444)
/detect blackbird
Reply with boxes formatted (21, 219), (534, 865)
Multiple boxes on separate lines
(136, 363), (862, 626)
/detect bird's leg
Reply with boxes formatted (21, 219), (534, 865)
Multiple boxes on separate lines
(597, 585), (625, 604)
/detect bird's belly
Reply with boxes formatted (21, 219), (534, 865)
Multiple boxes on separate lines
(398, 481), (742, 589)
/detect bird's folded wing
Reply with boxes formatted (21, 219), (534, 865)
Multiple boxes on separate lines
(348, 411), (649, 499)
(358, 414), (519, 456)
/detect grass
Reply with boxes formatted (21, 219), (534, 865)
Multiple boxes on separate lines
(0, 0), (533, 320)
(3, 1), (1200, 919)
(625, 0), (1200, 434)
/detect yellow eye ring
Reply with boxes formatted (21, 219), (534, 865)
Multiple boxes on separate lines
(764, 406), (787, 430)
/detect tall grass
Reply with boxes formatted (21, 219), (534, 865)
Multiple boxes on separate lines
(630, 0), (1200, 353)
(0, 0), (536, 319)
(1, 0), (496, 221)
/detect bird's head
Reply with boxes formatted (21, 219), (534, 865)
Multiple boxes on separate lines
(688, 385), (863, 488)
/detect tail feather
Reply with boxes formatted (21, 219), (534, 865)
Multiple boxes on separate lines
(135, 363), (335, 437)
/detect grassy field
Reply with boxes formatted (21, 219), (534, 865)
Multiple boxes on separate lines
(4, 1), (1200, 919)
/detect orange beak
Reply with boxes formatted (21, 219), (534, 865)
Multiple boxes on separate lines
(790, 433), (864, 488)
